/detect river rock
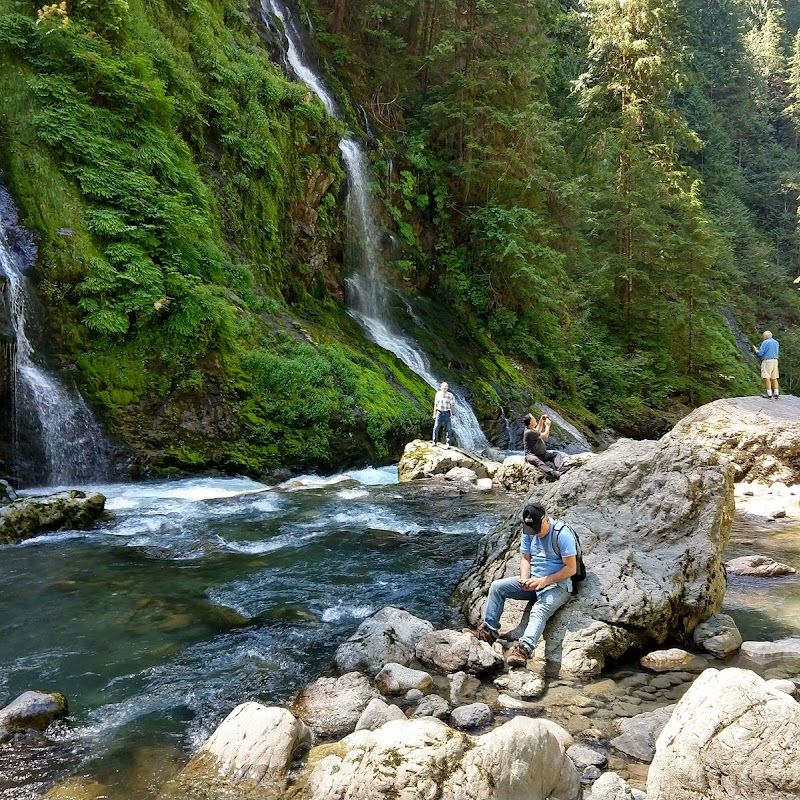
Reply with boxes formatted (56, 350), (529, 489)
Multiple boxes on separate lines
(586, 772), (645, 800)
(765, 678), (797, 696)
(667, 396), (800, 484)
(355, 698), (407, 731)
(398, 440), (501, 482)
(42, 778), (109, 799)
(493, 669), (546, 699)
(567, 743), (608, 769)
(415, 628), (503, 674)
(448, 671), (481, 705)
(458, 432), (733, 676)
(726, 554), (796, 577)
(611, 704), (675, 762)
(411, 694), (451, 719)
(493, 455), (548, 493)
(172, 703), (312, 796)
(301, 716), (581, 800)
(692, 613), (742, 658)
(740, 637), (800, 660)
(446, 466), (479, 484)
(374, 663), (434, 695)
(648, 668), (800, 799)
(334, 606), (433, 676)
(640, 648), (708, 673)
(0, 691), (68, 742)
(290, 672), (379, 737)
(450, 702), (493, 729)
(0, 491), (106, 545)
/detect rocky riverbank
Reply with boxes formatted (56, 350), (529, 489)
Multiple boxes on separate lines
(0, 490), (106, 545)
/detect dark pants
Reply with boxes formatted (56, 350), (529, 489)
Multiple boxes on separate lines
(525, 450), (564, 478)
(433, 410), (452, 444)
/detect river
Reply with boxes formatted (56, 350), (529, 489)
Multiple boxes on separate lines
(1, 473), (798, 798)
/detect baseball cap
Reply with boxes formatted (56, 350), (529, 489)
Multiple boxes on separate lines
(522, 501), (546, 536)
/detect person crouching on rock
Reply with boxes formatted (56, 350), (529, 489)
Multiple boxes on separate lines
(432, 382), (456, 447)
(474, 501), (577, 668)
(523, 413), (567, 479)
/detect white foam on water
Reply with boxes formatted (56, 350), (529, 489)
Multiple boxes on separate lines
(345, 465), (398, 485)
(321, 603), (374, 623)
(221, 530), (324, 555)
(337, 488), (369, 500)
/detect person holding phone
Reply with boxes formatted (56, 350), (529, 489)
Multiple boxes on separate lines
(523, 413), (568, 479)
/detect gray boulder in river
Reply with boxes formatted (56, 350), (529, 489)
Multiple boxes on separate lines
(458, 434), (733, 675)
(0, 490), (106, 545)
(0, 691), (68, 742)
(647, 668), (800, 799)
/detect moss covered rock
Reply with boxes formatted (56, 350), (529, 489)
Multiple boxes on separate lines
(0, 691), (68, 742)
(0, 491), (106, 545)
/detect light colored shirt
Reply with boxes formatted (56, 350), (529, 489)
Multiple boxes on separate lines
(434, 390), (456, 413)
(757, 338), (779, 360)
(521, 520), (577, 593)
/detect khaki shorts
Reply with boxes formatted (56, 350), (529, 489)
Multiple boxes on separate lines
(761, 359), (779, 380)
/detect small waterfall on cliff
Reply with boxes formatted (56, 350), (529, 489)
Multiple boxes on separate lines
(260, 0), (489, 452)
(0, 182), (108, 486)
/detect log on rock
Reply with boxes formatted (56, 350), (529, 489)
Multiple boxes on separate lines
(457, 435), (733, 676)
(0, 491), (106, 545)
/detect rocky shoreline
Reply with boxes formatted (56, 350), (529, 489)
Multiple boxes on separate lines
(6, 395), (800, 799)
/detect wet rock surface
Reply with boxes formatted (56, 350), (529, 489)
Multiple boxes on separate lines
(692, 614), (743, 658)
(290, 672), (379, 737)
(726, 554), (796, 576)
(398, 440), (501, 482)
(0, 491), (106, 545)
(0, 691), (68, 742)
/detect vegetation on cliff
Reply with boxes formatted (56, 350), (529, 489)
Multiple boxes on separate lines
(0, 0), (798, 475)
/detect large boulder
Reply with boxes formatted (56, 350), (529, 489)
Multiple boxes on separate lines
(740, 638), (800, 661)
(398, 440), (501, 482)
(0, 691), (68, 742)
(290, 673), (379, 737)
(0, 491), (106, 545)
(667, 396), (800, 484)
(300, 716), (580, 800)
(493, 456), (548, 493)
(458, 434), (734, 676)
(648, 668), (800, 799)
(168, 703), (312, 798)
(334, 607), (433, 677)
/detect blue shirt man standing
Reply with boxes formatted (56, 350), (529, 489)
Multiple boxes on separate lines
(473, 501), (577, 667)
(753, 331), (780, 399)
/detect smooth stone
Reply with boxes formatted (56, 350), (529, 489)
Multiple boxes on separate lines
(650, 675), (673, 689)
(355, 698), (407, 731)
(586, 772), (643, 799)
(495, 693), (541, 713)
(611, 704), (675, 763)
(584, 678), (617, 695)
(610, 703), (642, 717)
(445, 467), (479, 484)
(740, 638), (800, 661)
(448, 671), (481, 705)
(567, 715), (593, 734)
(640, 648), (708, 673)
(766, 678), (797, 697)
(0, 691), (68, 742)
(291, 673), (379, 737)
(476, 478), (494, 491)
(411, 694), (451, 719)
(493, 670), (546, 699)
(42, 778), (109, 799)
(581, 765), (603, 784)
(450, 702), (493, 730)
(374, 663), (434, 695)
(405, 689), (423, 702)
(415, 628), (503, 674)
(726, 554), (796, 577)
(568, 743), (609, 769)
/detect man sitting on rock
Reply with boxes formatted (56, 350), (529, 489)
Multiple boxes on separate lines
(523, 413), (568, 479)
(474, 501), (577, 668)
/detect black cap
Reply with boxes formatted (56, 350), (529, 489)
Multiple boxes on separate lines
(522, 501), (546, 536)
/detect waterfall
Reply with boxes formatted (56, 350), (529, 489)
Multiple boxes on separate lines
(260, 0), (489, 452)
(0, 181), (108, 486)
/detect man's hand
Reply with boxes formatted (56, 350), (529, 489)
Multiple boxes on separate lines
(520, 577), (548, 591)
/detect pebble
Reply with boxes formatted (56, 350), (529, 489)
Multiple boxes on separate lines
(405, 689), (423, 702)
(610, 702), (641, 717)
(619, 674), (649, 688)
(450, 702), (493, 730)
(631, 690), (656, 701)
(567, 743), (608, 770)
(650, 675), (673, 689)
(581, 765), (603, 783)
(495, 694), (541, 713)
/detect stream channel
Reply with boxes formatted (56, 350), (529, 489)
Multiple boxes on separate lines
(1, 472), (799, 798)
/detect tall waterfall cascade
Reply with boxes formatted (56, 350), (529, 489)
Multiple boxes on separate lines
(0, 182), (107, 486)
(260, 0), (489, 452)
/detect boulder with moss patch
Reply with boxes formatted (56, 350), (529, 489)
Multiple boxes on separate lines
(0, 491), (106, 545)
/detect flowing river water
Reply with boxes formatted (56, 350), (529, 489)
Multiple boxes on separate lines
(1, 471), (799, 799)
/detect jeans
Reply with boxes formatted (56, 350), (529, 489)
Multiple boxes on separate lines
(483, 577), (571, 652)
(432, 410), (452, 443)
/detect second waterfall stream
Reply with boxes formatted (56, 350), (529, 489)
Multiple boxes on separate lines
(260, 0), (489, 453)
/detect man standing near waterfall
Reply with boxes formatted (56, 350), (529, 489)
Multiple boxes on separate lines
(473, 501), (577, 667)
(432, 382), (456, 447)
(753, 330), (780, 399)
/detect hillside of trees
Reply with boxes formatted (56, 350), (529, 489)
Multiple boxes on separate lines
(0, 0), (798, 474)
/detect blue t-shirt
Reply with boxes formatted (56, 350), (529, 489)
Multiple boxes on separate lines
(757, 338), (779, 360)
(520, 520), (578, 593)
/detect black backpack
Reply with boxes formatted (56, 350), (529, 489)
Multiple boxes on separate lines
(551, 520), (587, 594)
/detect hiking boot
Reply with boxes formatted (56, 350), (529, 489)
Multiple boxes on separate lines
(473, 624), (497, 645)
(553, 453), (564, 470)
(761, 394), (773, 399)
(774, 395), (780, 399)
(506, 642), (531, 668)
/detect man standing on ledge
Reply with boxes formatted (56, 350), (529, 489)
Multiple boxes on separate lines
(432, 381), (456, 447)
(474, 501), (577, 667)
(753, 331), (780, 399)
